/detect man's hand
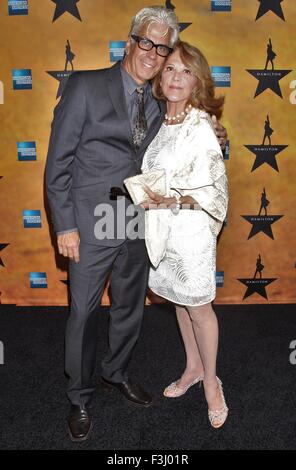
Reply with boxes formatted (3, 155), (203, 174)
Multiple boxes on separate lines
(212, 115), (227, 150)
(57, 231), (80, 263)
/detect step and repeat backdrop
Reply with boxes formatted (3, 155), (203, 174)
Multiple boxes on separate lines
(0, 0), (295, 305)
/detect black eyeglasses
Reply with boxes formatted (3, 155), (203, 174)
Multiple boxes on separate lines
(131, 35), (173, 58)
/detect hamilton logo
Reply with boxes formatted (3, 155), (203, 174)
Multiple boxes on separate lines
(256, 0), (285, 21)
(47, 40), (76, 99)
(242, 188), (283, 239)
(51, 0), (82, 22)
(238, 254), (277, 300)
(244, 115), (288, 172)
(165, 0), (191, 32)
(247, 38), (291, 98)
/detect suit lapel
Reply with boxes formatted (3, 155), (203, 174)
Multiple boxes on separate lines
(108, 63), (167, 155)
(107, 62), (134, 149)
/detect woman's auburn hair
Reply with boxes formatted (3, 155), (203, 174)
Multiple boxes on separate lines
(152, 40), (225, 120)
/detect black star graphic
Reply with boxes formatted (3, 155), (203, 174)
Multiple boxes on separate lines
(52, 0), (81, 22)
(163, 2), (191, 32)
(0, 244), (9, 267)
(242, 215), (283, 239)
(60, 280), (69, 286)
(179, 23), (192, 33)
(165, 0), (175, 11)
(238, 278), (277, 300)
(244, 144), (287, 172)
(256, 0), (285, 21)
(246, 68), (291, 98)
(47, 70), (74, 99)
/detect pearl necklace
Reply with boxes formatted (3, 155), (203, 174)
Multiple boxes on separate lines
(165, 104), (192, 124)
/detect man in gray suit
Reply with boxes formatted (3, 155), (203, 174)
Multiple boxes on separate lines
(46, 6), (226, 442)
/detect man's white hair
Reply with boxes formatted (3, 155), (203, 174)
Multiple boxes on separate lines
(129, 6), (179, 48)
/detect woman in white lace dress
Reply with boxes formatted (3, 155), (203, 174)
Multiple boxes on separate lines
(141, 41), (229, 428)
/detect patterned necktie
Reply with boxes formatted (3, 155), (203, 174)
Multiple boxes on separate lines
(132, 87), (148, 150)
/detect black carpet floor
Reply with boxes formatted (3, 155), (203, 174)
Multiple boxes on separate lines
(0, 303), (295, 450)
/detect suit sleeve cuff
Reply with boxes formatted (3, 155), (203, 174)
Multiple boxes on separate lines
(56, 227), (78, 235)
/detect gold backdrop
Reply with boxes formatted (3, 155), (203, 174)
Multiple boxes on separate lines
(0, 0), (295, 305)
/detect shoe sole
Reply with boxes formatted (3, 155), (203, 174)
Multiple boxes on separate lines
(101, 378), (152, 408)
(68, 421), (93, 443)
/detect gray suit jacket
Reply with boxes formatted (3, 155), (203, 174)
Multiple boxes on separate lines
(45, 62), (166, 246)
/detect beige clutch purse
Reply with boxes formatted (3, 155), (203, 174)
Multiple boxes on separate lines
(124, 169), (166, 205)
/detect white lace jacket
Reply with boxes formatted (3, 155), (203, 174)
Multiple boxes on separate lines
(142, 107), (228, 267)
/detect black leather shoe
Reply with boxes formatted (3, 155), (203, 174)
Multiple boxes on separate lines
(68, 404), (92, 442)
(101, 377), (152, 407)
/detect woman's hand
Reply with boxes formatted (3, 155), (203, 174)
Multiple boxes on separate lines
(140, 187), (202, 211)
(140, 186), (176, 210)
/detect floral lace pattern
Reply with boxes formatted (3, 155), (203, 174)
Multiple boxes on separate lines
(142, 108), (228, 306)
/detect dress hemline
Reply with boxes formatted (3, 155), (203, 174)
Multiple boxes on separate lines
(148, 286), (215, 307)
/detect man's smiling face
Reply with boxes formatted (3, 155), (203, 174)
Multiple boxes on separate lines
(123, 21), (172, 85)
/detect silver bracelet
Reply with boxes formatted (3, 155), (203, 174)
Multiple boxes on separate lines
(171, 194), (181, 215)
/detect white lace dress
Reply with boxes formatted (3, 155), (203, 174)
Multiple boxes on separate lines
(141, 108), (228, 306)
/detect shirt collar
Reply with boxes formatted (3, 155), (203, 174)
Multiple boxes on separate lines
(120, 63), (151, 96)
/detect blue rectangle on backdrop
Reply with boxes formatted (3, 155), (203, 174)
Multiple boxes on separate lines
(109, 41), (126, 62)
(224, 140), (230, 160)
(30, 272), (47, 288)
(8, 0), (28, 15)
(211, 0), (231, 12)
(211, 66), (231, 87)
(17, 141), (36, 161)
(13, 69), (32, 90)
(23, 210), (41, 228)
(216, 271), (224, 287)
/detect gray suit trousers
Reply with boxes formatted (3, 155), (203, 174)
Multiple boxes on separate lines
(65, 237), (149, 405)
